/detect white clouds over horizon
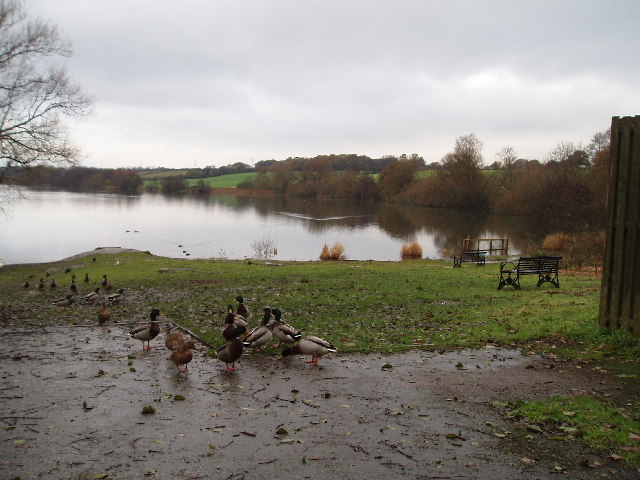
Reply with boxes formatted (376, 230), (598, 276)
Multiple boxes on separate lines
(29, 0), (640, 168)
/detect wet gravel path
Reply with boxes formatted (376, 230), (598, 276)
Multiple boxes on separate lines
(0, 324), (636, 479)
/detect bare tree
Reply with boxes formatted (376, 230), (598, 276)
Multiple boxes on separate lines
(586, 128), (610, 161)
(496, 146), (518, 186)
(0, 0), (92, 184)
(251, 233), (278, 259)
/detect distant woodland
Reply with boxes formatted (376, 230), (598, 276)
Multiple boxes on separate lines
(2, 131), (611, 232)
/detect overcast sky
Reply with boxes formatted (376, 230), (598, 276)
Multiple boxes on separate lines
(28, 0), (640, 169)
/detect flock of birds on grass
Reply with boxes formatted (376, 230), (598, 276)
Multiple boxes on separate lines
(24, 268), (337, 375)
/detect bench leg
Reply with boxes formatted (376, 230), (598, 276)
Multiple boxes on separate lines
(498, 272), (520, 290)
(537, 273), (560, 288)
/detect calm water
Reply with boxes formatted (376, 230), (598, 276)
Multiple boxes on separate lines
(0, 188), (535, 265)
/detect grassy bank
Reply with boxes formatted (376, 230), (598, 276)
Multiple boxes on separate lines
(0, 250), (637, 361)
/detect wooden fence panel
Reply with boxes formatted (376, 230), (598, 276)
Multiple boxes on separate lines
(599, 115), (640, 335)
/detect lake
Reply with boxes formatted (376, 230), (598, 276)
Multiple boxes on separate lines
(0, 188), (535, 265)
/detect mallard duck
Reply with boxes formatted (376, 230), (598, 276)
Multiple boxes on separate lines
(271, 308), (302, 347)
(129, 309), (161, 350)
(50, 278), (57, 289)
(242, 308), (273, 351)
(101, 274), (113, 292)
(108, 288), (125, 304)
(165, 331), (186, 351)
(281, 336), (337, 366)
(170, 340), (195, 373)
(223, 323), (246, 340)
(225, 304), (247, 330)
(37, 278), (45, 291)
(236, 296), (250, 319)
(52, 294), (75, 308)
(216, 324), (245, 373)
(84, 273), (90, 284)
(97, 303), (111, 325)
(85, 287), (101, 303)
(70, 279), (78, 295)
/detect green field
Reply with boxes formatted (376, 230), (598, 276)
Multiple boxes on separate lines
(142, 172), (257, 189)
(1, 252), (635, 360)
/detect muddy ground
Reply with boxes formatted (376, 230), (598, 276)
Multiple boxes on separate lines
(1, 322), (638, 480)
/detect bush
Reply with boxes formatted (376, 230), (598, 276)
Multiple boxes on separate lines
(400, 242), (422, 259)
(541, 231), (606, 269)
(319, 243), (346, 261)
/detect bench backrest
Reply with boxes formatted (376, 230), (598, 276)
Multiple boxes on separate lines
(518, 256), (561, 272)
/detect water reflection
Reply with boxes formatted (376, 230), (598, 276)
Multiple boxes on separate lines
(0, 188), (543, 265)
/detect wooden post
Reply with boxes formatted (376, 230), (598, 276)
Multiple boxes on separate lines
(599, 115), (640, 335)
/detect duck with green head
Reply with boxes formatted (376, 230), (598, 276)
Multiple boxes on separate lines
(108, 289), (125, 304)
(282, 336), (336, 366)
(242, 308), (273, 351)
(129, 309), (161, 350)
(86, 287), (101, 304)
(226, 304), (247, 329)
(52, 294), (75, 308)
(271, 308), (302, 347)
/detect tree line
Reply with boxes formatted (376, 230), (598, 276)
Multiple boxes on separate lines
(245, 131), (610, 231)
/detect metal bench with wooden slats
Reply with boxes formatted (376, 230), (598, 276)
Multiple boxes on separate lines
(497, 256), (562, 290)
(453, 251), (487, 267)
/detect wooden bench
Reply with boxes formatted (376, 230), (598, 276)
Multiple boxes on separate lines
(497, 256), (562, 290)
(453, 251), (487, 267)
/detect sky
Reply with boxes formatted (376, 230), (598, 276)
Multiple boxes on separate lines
(27, 0), (640, 169)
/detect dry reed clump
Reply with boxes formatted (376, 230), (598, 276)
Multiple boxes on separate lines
(319, 243), (346, 261)
(401, 241), (422, 259)
(541, 232), (573, 253)
(541, 231), (606, 270)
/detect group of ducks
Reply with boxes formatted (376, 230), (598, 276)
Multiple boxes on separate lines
(128, 296), (337, 375)
(39, 273), (125, 325)
(27, 270), (337, 373)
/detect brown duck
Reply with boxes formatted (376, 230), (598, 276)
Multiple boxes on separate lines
(170, 340), (195, 374)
